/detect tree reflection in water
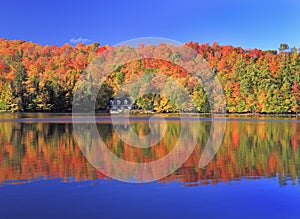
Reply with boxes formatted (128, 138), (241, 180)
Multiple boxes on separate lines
(0, 117), (299, 186)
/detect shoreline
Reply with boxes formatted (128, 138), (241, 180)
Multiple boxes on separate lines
(1, 112), (300, 123)
(1, 111), (300, 117)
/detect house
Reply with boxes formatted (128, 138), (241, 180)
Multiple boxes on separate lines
(107, 97), (143, 113)
(107, 97), (132, 112)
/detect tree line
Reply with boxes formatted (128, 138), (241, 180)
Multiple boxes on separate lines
(0, 39), (299, 113)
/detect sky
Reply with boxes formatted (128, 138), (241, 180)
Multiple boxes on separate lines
(0, 0), (300, 50)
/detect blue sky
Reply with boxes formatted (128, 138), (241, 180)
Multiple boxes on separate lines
(0, 0), (299, 50)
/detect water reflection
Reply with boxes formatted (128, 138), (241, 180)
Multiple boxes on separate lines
(0, 116), (300, 186)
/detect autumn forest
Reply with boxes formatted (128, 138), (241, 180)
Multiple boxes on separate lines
(0, 39), (300, 113)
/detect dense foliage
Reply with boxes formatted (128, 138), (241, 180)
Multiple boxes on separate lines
(0, 39), (300, 113)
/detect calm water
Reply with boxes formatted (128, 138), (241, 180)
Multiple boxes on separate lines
(1, 114), (300, 219)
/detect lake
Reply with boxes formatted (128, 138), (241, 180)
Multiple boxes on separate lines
(0, 114), (300, 219)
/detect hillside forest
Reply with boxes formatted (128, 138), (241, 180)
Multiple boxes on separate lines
(0, 39), (299, 113)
